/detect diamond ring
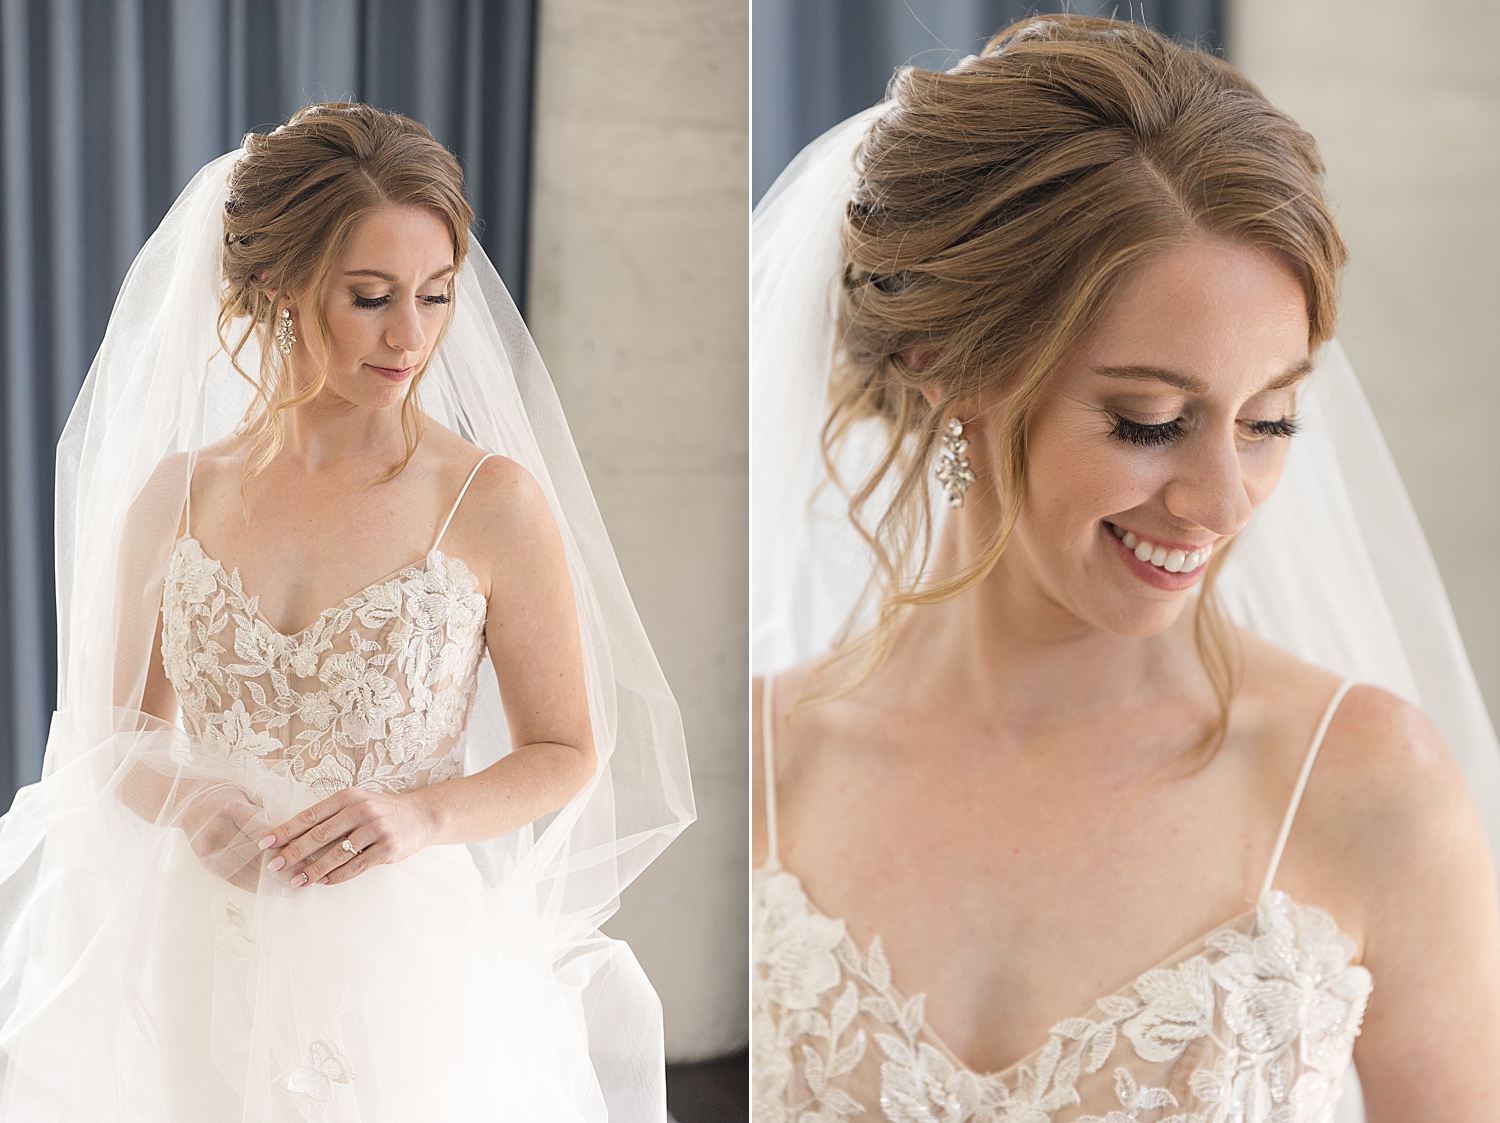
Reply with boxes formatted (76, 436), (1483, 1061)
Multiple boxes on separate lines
(340, 838), (359, 855)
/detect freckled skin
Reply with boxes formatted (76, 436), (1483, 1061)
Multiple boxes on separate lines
(754, 236), (1500, 1114)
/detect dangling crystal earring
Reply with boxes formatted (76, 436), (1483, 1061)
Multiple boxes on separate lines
(936, 417), (976, 508)
(276, 308), (297, 355)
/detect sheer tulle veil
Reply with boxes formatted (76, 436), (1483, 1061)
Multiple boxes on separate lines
(0, 150), (694, 1116)
(751, 108), (1500, 1118)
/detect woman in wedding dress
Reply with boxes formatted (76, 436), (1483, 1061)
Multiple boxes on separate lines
(0, 104), (692, 1120)
(751, 16), (1500, 1122)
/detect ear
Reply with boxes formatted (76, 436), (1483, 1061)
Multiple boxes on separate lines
(924, 386), (995, 431)
(279, 293), (301, 320)
(902, 345), (945, 410)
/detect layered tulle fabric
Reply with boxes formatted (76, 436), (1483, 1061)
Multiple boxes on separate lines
(0, 149), (694, 1121)
(1, 724), (604, 1119)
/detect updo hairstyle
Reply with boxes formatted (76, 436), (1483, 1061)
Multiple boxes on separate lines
(219, 102), (474, 478)
(826, 15), (1347, 749)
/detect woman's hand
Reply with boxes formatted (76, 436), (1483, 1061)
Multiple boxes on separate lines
(259, 786), (435, 887)
(179, 786), (272, 892)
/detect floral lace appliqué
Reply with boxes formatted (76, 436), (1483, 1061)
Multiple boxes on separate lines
(753, 866), (1371, 1123)
(161, 536), (487, 795)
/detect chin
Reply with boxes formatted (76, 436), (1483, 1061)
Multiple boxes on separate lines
(331, 379), (410, 411)
(1090, 590), (1193, 639)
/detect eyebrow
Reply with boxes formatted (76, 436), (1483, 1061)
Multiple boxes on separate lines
(1092, 358), (1315, 394)
(342, 265), (456, 283)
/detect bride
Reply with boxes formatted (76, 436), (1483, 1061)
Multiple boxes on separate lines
(0, 103), (693, 1120)
(752, 16), (1500, 1122)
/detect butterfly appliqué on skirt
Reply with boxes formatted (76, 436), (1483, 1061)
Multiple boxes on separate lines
(276, 1036), (357, 1108)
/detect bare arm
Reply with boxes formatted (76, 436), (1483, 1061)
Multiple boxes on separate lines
(408, 456), (596, 841)
(1327, 691), (1500, 1117)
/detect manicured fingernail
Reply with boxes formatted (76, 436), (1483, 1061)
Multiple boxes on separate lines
(258, 835), (276, 850)
(295, 872), (308, 887)
(318, 876), (329, 885)
(268, 856), (286, 872)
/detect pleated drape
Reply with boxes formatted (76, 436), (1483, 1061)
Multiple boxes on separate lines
(751, 0), (1224, 203)
(0, 0), (535, 806)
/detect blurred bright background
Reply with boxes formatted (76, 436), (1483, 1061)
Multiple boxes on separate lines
(0, 2), (747, 1119)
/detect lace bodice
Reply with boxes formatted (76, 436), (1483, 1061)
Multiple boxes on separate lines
(159, 456), (495, 796)
(753, 682), (1372, 1123)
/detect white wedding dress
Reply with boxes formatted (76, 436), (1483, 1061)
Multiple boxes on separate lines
(1, 456), (599, 1120)
(0, 147), (695, 1123)
(753, 681), (1373, 1123)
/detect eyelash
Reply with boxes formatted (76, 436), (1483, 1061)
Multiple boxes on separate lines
(1107, 414), (1300, 447)
(351, 293), (451, 309)
(1109, 416), (1183, 447)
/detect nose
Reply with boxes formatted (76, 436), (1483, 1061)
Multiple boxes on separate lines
(1160, 426), (1254, 537)
(385, 296), (426, 356)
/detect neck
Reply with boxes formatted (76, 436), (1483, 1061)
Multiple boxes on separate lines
(276, 394), (408, 475)
(874, 514), (1207, 741)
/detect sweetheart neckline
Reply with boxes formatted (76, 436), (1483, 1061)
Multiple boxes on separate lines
(755, 858), (1364, 1086)
(173, 534), (482, 641)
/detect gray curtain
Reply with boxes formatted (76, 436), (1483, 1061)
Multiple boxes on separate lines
(0, 0), (535, 807)
(752, 0), (1224, 203)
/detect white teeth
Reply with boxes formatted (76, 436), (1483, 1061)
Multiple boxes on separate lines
(1110, 524), (1212, 574)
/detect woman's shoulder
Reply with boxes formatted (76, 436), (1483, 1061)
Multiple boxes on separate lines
(129, 442), (246, 533)
(753, 659), (840, 867)
(750, 653), (858, 863)
(139, 438), (244, 492)
(1238, 626), (1459, 807)
(1308, 679), (1469, 856)
(418, 422), (557, 590)
(420, 419), (540, 516)
(1240, 627), (1481, 932)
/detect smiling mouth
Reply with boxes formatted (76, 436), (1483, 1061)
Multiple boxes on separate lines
(1107, 522), (1213, 575)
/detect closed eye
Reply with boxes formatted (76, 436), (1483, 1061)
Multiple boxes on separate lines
(1109, 414), (1184, 447)
(1243, 416), (1299, 439)
(351, 293), (451, 309)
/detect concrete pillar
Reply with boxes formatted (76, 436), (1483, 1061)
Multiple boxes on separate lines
(527, 0), (748, 1060)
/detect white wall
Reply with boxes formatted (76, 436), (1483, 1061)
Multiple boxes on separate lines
(1229, 0), (1500, 717)
(527, 0), (748, 1060)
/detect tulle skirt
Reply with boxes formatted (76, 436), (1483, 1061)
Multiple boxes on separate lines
(0, 718), (661, 1122)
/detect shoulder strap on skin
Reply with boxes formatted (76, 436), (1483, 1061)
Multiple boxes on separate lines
(762, 676), (780, 869)
(1260, 679), (1356, 897)
(185, 449), (197, 537)
(432, 454), (496, 551)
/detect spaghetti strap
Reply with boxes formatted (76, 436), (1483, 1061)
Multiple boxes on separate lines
(184, 449), (197, 537)
(1260, 679), (1356, 897)
(432, 454), (496, 551)
(762, 676), (780, 869)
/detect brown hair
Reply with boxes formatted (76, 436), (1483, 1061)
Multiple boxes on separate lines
(824, 15), (1347, 753)
(219, 102), (474, 479)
